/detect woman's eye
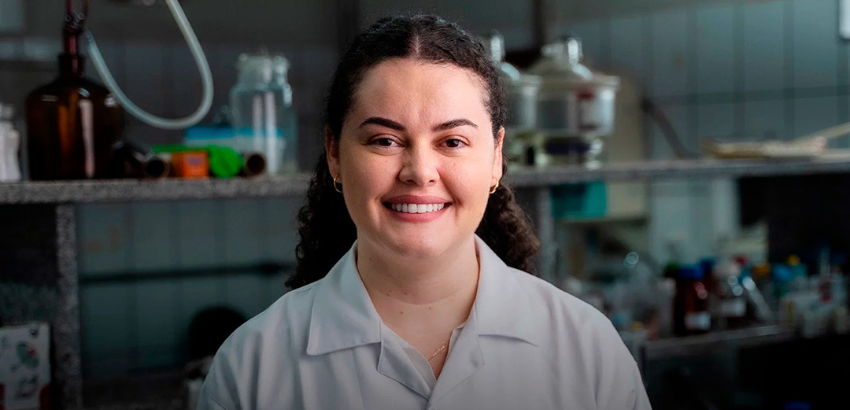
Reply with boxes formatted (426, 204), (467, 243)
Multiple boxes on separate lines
(444, 138), (466, 148)
(371, 137), (397, 147)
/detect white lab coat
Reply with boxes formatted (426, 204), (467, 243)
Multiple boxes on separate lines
(197, 236), (652, 410)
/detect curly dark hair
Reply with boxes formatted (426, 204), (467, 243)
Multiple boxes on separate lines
(286, 14), (539, 289)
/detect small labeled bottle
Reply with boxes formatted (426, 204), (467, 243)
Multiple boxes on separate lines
(712, 259), (747, 330)
(25, 5), (122, 180)
(673, 265), (711, 336)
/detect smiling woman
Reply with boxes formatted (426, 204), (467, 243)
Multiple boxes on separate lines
(196, 14), (651, 410)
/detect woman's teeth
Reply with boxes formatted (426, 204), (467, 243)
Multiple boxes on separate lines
(391, 203), (446, 214)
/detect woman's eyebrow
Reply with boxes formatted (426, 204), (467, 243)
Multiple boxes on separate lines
(359, 117), (405, 131)
(358, 117), (479, 132)
(433, 118), (478, 131)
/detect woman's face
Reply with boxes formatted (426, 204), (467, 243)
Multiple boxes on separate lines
(327, 58), (503, 259)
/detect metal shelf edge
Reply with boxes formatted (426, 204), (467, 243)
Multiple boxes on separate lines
(506, 156), (850, 187)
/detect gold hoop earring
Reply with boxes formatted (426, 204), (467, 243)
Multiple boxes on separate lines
(489, 180), (499, 195)
(333, 176), (343, 193)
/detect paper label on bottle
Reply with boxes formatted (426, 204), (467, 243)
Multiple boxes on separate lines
(685, 312), (711, 331)
(720, 299), (746, 317)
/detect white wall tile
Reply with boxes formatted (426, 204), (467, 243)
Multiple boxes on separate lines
(77, 204), (130, 276)
(211, 44), (245, 118)
(650, 9), (690, 97)
(21, 37), (60, 62)
(134, 281), (178, 358)
(80, 284), (133, 375)
(262, 198), (300, 263)
(708, 178), (739, 246)
(744, 99), (787, 140)
(696, 5), (736, 94)
(649, 104), (690, 159)
(90, 40), (126, 87)
(697, 103), (735, 140)
(360, 0), (534, 41)
(562, 19), (607, 67)
(176, 200), (220, 268)
(743, 0), (785, 92)
(0, 38), (19, 58)
(649, 181), (694, 264)
(166, 43), (203, 121)
(793, 0), (839, 89)
(794, 96), (838, 139)
(0, 0), (25, 33)
(123, 42), (169, 144)
(609, 15), (647, 87)
(222, 199), (262, 265)
(128, 202), (176, 271)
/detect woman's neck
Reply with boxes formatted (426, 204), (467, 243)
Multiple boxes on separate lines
(355, 235), (480, 334)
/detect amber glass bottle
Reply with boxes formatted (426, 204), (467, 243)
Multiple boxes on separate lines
(25, 7), (122, 180)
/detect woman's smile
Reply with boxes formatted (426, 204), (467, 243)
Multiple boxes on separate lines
(383, 195), (453, 222)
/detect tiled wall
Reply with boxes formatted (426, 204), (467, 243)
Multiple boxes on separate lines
(77, 199), (301, 377)
(560, 0), (847, 264)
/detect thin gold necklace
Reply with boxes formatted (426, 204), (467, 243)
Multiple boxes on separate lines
(427, 341), (448, 362)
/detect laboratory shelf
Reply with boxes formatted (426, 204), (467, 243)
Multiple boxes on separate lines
(0, 173), (313, 204)
(507, 154), (850, 186)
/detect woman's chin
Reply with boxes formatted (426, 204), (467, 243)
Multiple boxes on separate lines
(378, 235), (454, 259)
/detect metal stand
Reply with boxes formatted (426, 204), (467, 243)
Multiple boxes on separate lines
(515, 186), (556, 281)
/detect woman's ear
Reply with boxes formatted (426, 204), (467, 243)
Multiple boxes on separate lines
(325, 127), (341, 179)
(492, 127), (505, 183)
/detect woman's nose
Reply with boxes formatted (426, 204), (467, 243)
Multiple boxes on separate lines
(398, 145), (439, 186)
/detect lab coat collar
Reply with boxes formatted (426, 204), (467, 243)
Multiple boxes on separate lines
(306, 243), (382, 356)
(306, 236), (540, 357)
(472, 236), (541, 347)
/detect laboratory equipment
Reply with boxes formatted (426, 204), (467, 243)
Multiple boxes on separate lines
(485, 32), (541, 166)
(528, 36), (620, 168)
(25, 0), (123, 180)
(229, 51), (298, 175)
(673, 265), (711, 336)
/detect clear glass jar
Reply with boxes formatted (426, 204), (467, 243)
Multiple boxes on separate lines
(0, 103), (22, 182)
(229, 52), (298, 175)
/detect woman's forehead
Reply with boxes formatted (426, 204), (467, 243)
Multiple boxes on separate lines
(348, 58), (490, 125)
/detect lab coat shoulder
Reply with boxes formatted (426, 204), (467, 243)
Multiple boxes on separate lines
(196, 282), (319, 410)
(501, 268), (651, 410)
